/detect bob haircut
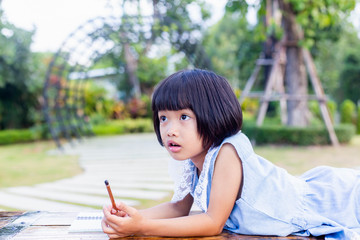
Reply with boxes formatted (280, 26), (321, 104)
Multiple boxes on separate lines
(152, 69), (242, 148)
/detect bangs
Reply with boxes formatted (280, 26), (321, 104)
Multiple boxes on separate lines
(152, 73), (193, 112)
(152, 69), (243, 147)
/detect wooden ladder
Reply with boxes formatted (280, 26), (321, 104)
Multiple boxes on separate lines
(239, 42), (339, 146)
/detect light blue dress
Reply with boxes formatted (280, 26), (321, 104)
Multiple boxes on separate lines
(171, 131), (360, 239)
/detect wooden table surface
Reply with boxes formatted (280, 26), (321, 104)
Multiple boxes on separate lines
(0, 211), (323, 240)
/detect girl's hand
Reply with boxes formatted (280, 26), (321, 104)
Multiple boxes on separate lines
(102, 201), (145, 238)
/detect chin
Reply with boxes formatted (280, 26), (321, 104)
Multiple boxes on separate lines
(171, 155), (188, 161)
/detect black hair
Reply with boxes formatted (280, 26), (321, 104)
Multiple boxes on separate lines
(152, 69), (242, 148)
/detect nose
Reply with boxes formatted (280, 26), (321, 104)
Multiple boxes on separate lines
(166, 122), (179, 137)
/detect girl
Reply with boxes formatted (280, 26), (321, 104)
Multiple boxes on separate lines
(102, 69), (360, 239)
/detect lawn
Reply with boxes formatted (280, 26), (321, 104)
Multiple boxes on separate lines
(255, 135), (360, 175)
(0, 140), (83, 188)
(0, 136), (359, 188)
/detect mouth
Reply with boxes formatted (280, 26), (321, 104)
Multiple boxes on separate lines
(169, 142), (180, 147)
(167, 141), (181, 152)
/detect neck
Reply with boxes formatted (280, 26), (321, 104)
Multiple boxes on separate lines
(190, 148), (208, 172)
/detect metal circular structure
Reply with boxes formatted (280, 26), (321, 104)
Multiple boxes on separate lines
(42, 14), (212, 148)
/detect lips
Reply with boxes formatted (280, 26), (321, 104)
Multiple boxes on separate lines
(167, 140), (181, 153)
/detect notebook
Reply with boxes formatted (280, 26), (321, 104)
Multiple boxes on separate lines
(68, 211), (104, 233)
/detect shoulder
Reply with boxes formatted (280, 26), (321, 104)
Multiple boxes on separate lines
(223, 131), (252, 147)
(217, 143), (240, 161)
(219, 131), (254, 161)
(215, 143), (242, 174)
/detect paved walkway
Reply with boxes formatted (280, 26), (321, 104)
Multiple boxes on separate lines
(0, 133), (177, 212)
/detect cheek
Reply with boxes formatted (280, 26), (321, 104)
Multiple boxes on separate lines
(159, 126), (166, 140)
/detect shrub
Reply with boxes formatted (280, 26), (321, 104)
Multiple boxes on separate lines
(357, 105), (360, 134)
(84, 81), (116, 119)
(0, 129), (38, 145)
(309, 100), (337, 123)
(242, 120), (355, 145)
(340, 99), (356, 124)
(92, 118), (153, 136)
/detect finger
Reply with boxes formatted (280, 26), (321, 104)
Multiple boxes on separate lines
(101, 218), (116, 234)
(103, 209), (127, 231)
(116, 202), (137, 217)
(108, 233), (127, 239)
(103, 207), (120, 229)
(111, 209), (127, 217)
(117, 210), (128, 217)
(103, 205), (112, 218)
(103, 205), (119, 218)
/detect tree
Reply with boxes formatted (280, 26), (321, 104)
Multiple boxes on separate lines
(226, 0), (357, 127)
(203, 12), (262, 89)
(0, 4), (45, 129)
(338, 52), (360, 104)
(313, 22), (360, 101)
(101, 0), (212, 100)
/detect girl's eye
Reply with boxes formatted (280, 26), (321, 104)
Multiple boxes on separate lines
(159, 116), (167, 123)
(180, 114), (190, 121)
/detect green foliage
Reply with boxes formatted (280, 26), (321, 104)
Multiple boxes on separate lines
(337, 52), (360, 103)
(340, 99), (356, 124)
(309, 100), (337, 123)
(136, 55), (168, 95)
(93, 0), (213, 101)
(0, 118), (154, 145)
(223, 0), (359, 110)
(84, 81), (115, 119)
(225, 0), (356, 48)
(240, 97), (259, 116)
(0, 7), (47, 130)
(204, 13), (262, 88)
(92, 118), (153, 136)
(0, 129), (38, 145)
(357, 105), (360, 134)
(287, 0), (356, 47)
(242, 121), (355, 145)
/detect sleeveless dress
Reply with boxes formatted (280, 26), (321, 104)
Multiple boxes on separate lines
(171, 131), (360, 240)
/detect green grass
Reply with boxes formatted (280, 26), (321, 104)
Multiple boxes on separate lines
(0, 140), (83, 188)
(0, 135), (359, 209)
(255, 135), (360, 175)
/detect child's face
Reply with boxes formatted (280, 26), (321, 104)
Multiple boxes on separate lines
(158, 109), (208, 163)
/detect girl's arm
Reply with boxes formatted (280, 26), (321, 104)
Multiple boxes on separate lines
(138, 193), (194, 219)
(102, 143), (242, 238)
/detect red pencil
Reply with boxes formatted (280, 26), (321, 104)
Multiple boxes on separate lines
(104, 180), (118, 211)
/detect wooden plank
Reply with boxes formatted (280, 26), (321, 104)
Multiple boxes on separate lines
(257, 94), (326, 101)
(2, 211), (324, 240)
(13, 226), (323, 240)
(0, 211), (42, 239)
(256, 49), (281, 126)
(256, 59), (274, 65)
(0, 211), (24, 228)
(12, 226), (108, 240)
(240, 63), (262, 105)
(303, 49), (339, 146)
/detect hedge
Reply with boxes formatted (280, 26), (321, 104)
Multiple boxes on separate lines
(0, 129), (38, 145)
(242, 121), (356, 145)
(0, 119), (355, 146)
(92, 118), (153, 136)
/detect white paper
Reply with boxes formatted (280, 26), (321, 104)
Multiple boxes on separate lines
(68, 211), (103, 233)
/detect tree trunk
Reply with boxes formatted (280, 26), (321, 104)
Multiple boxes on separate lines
(279, 0), (309, 126)
(123, 41), (141, 99)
